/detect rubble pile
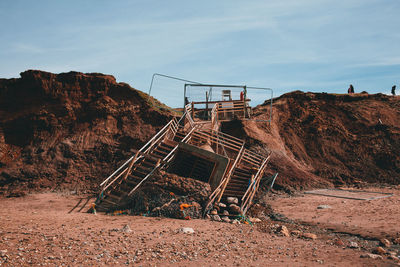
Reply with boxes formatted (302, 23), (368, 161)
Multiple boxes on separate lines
(127, 171), (211, 219)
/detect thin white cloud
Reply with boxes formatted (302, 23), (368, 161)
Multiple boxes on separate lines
(12, 43), (44, 54)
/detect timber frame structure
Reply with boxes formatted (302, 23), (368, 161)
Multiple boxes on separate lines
(95, 93), (271, 216)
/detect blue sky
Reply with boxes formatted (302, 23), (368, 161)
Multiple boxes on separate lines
(1, 0), (399, 107)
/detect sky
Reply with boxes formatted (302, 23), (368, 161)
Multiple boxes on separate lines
(1, 0), (399, 107)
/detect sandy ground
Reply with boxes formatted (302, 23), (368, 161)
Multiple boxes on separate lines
(270, 187), (400, 241)
(0, 191), (399, 266)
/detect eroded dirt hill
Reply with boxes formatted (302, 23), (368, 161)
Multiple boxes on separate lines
(0, 70), (172, 195)
(1, 71), (399, 196)
(222, 91), (400, 191)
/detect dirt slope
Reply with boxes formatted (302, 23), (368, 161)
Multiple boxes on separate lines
(1, 71), (399, 196)
(0, 70), (172, 195)
(223, 91), (400, 191)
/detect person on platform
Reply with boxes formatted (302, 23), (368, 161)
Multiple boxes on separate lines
(348, 84), (354, 94)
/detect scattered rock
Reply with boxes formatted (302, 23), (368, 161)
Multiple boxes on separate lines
(291, 230), (301, 236)
(393, 237), (400, 245)
(205, 214), (211, 220)
(121, 224), (132, 233)
(348, 241), (359, 249)
(0, 249), (7, 256)
(211, 215), (222, 222)
(221, 216), (231, 223)
(380, 238), (391, 247)
(210, 209), (218, 215)
(229, 204), (241, 214)
(334, 239), (345, 246)
(388, 255), (400, 261)
(231, 219), (240, 224)
(227, 197), (239, 205)
(180, 227), (194, 234)
(218, 203), (227, 208)
(372, 247), (386, 255)
(360, 253), (383, 260)
(249, 217), (261, 223)
(302, 233), (317, 240)
(277, 225), (290, 237)
(222, 210), (230, 216)
(317, 205), (332, 209)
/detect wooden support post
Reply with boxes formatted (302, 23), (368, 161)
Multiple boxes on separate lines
(191, 102), (194, 120)
(205, 91), (209, 120)
(122, 152), (139, 181)
(243, 98), (246, 118)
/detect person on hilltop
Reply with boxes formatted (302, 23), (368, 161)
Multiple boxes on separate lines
(348, 84), (354, 94)
(392, 85), (396, 96)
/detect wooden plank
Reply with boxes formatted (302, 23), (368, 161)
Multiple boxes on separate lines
(194, 130), (244, 147)
(191, 132), (242, 151)
(192, 99), (251, 105)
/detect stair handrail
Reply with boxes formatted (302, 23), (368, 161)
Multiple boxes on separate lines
(190, 129), (244, 154)
(184, 104), (195, 129)
(142, 118), (177, 155)
(215, 144), (246, 203)
(127, 124), (198, 197)
(100, 118), (177, 189)
(240, 154), (270, 201)
(240, 154), (271, 214)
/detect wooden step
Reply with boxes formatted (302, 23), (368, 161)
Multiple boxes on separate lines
(226, 184), (248, 191)
(130, 169), (152, 179)
(227, 180), (249, 186)
(234, 168), (252, 175)
(238, 165), (259, 173)
(229, 176), (250, 182)
(231, 173), (252, 180)
(223, 189), (246, 196)
(152, 149), (169, 158)
(140, 161), (157, 169)
(162, 139), (177, 148)
(156, 145), (173, 153)
(128, 173), (145, 181)
(135, 165), (156, 173)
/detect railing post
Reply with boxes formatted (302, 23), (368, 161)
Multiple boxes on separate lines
(122, 152), (140, 182)
(243, 98), (246, 118)
(191, 102), (194, 120)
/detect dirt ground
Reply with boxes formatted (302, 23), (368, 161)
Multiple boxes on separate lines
(270, 186), (400, 244)
(1, 191), (399, 266)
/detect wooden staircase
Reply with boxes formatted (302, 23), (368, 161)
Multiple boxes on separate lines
(222, 166), (253, 199)
(95, 116), (184, 212)
(95, 103), (271, 216)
